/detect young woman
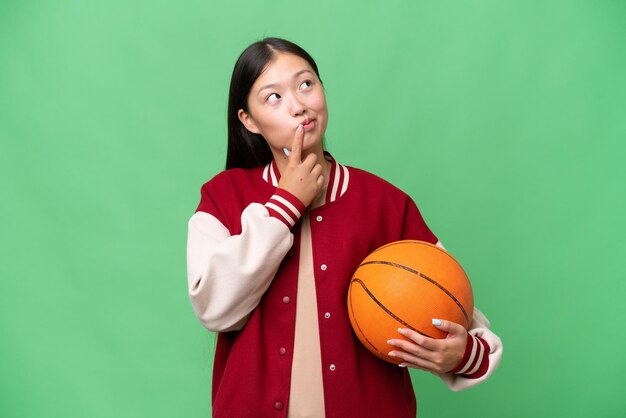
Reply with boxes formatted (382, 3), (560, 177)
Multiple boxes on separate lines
(187, 37), (502, 417)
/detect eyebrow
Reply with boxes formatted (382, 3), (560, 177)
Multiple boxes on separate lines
(257, 69), (313, 96)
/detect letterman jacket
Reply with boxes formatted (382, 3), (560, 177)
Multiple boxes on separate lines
(187, 153), (503, 418)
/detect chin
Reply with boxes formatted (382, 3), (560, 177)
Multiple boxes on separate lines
(303, 136), (323, 151)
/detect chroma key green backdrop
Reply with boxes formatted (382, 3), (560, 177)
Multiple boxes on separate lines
(1, 1), (625, 417)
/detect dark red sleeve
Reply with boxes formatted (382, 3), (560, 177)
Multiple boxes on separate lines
(401, 196), (438, 244)
(450, 334), (491, 379)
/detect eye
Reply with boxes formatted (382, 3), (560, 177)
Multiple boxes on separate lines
(266, 93), (281, 103)
(299, 80), (312, 90)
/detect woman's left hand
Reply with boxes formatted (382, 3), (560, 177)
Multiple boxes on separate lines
(387, 319), (467, 374)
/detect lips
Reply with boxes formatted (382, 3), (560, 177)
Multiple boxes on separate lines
(301, 118), (315, 131)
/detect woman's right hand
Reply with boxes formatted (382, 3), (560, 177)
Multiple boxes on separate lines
(277, 124), (324, 208)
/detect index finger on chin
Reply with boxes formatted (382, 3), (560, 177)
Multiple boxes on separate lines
(289, 124), (304, 164)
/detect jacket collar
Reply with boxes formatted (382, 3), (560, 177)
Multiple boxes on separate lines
(262, 151), (350, 204)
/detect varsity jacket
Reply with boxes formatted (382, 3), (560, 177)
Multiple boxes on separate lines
(187, 154), (503, 417)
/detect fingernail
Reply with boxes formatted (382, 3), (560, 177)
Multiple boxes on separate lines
(297, 124), (303, 132)
(397, 328), (405, 334)
(398, 364), (406, 368)
(432, 319), (442, 326)
(283, 147), (290, 156)
(388, 351), (396, 357)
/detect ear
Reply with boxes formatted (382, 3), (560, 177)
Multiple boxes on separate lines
(238, 109), (261, 134)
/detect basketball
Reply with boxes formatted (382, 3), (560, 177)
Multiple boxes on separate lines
(347, 240), (474, 364)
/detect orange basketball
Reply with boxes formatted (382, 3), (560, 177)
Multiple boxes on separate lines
(347, 240), (474, 364)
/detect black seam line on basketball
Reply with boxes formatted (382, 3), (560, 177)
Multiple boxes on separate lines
(348, 288), (387, 357)
(352, 278), (434, 339)
(358, 261), (470, 325)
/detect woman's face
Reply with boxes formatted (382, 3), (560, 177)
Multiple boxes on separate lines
(238, 52), (328, 156)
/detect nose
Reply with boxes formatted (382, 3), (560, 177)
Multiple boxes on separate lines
(288, 93), (306, 117)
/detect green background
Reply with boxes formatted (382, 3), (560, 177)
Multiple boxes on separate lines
(1, 0), (625, 417)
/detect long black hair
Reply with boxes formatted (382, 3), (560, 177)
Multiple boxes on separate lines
(225, 37), (322, 170)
